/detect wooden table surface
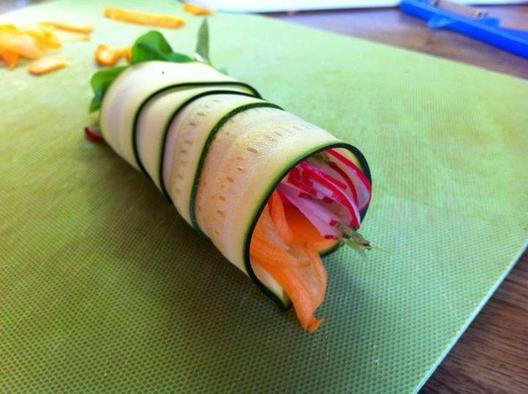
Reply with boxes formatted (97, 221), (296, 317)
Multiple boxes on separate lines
(2, 1), (527, 393)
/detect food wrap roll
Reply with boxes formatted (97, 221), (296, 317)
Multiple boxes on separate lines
(98, 60), (372, 330)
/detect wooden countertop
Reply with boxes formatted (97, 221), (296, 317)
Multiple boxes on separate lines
(2, 1), (527, 392)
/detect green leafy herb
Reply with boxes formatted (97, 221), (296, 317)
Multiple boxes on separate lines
(130, 30), (194, 64)
(195, 18), (210, 64)
(166, 52), (193, 63)
(339, 224), (372, 251)
(89, 22), (217, 113)
(89, 66), (127, 113)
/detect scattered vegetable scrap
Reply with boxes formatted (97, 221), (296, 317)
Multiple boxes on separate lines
(182, 3), (214, 15)
(104, 7), (185, 29)
(41, 21), (93, 34)
(121, 45), (131, 62)
(94, 43), (131, 67)
(27, 55), (69, 75)
(0, 50), (19, 69)
(0, 23), (62, 70)
(1, 21), (91, 74)
(94, 43), (120, 66)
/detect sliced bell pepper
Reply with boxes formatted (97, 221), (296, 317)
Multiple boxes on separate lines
(27, 56), (69, 75)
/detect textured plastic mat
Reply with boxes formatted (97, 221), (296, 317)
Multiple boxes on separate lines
(1, 1), (527, 392)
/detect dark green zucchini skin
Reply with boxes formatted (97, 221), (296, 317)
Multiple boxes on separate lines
(242, 142), (372, 309)
(131, 81), (262, 184)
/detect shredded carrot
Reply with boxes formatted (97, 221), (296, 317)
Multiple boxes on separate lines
(41, 21), (93, 34)
(269, 191), (293, 243)
(182, 3), (214, 15)
(104, 7), (185, 29)
(285, 203), (338, 253)
(250, 205), (327, 332)
(27, 56), (68, 75)
(94, 43), (122, 67)
(0, 50), (19, 69)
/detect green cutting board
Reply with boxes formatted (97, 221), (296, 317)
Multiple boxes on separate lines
(1, 1), (527, 392)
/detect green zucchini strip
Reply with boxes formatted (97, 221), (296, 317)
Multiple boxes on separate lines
(189, 101), (283, 231)
(131, 81), (261, 179)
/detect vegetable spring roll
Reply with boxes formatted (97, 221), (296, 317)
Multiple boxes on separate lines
(92, 32), (372, 332)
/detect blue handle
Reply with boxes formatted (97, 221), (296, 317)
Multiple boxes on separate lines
(400, 0), (528, 59)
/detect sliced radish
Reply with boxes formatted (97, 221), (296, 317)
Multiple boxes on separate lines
(327, 149), (371, 211)
(326, 161), (358, 205)
(308, 163), (358, 207)
(278, 184), (342, 239)
(298, 162), (360, 228)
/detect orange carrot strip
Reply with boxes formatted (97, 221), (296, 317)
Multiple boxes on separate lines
(41, 21), (93, 34)
(94, 43), (122, 67)
(269, 191), (294, 243)
(27, 56), (68, 75)
(104, 7), (185, 29)
(0, 50), (19, 69)
(250, 206), (327, 332)
(253, 254), (323, 332)
(285, 203), (338, 253)
(183, 3), (214, 15)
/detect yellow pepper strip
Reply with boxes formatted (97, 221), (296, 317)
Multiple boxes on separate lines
(104, 7), (185, 29)
(0, 24), (18, 33)
(119, 45), (132, 62)
(19, 24), (62, 50)
(0, 33), (44, 59)
(182, 3), (214, 15)
(27, 55), (69, 75)
(0, 23), (61, 62)
(0, 50), (19, 69)
(94, 43), (122, 67)
(41, 21), (94, 34)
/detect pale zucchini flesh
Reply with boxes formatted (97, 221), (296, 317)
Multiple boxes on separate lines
(100, 61), (259, 168)
(162, 94), (281, 226)
(136, 85), (255, 193)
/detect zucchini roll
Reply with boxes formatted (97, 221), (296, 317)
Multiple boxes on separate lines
(99, 61), (372, 332)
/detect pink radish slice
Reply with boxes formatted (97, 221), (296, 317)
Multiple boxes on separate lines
(299, 162), (360, 228)
(326, 162), (359, 205)
(310, 180), (360, 229)
(302, 162), (348, 191)
(327, 149), (371, 211)
(84, 126), (105, 144)
(308, 159), (359, 207)
(287, 165), (360, 229)
(278, 184), (342, 239)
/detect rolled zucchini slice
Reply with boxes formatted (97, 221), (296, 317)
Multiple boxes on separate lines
(100, 61), (260, 169)
(99, 61), (371, 309)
